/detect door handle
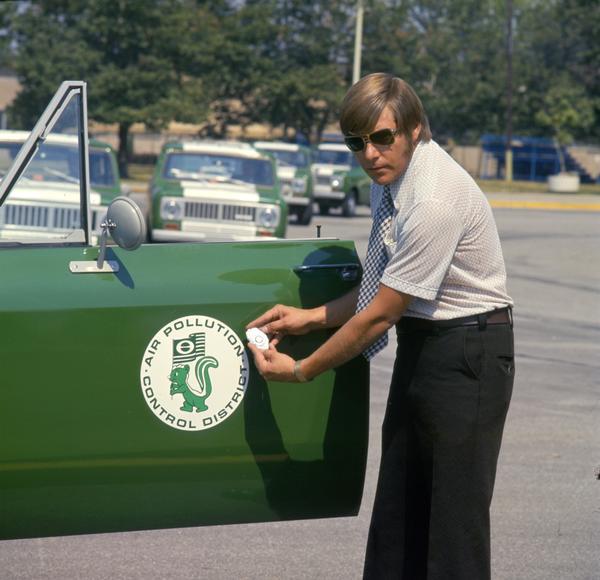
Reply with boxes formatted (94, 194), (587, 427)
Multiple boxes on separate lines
(293, 263), (361, 282)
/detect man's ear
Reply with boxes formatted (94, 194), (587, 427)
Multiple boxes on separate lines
(411, 123), (422, 143)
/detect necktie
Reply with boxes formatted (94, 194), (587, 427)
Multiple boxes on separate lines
(356, 184), (395, 360)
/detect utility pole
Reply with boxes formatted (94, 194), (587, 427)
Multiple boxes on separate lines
(352, 0), (364, 85)
(505, 0), (514, 182)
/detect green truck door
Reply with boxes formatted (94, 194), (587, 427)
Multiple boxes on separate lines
(0, 240), (368, 539)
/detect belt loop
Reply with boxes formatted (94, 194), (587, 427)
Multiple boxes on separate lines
(478, 313), (487, 331)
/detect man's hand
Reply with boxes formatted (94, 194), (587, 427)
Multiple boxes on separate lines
(247, 342), (298, 382)
(246, 304), (319, 345)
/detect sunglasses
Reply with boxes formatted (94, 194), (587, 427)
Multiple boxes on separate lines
(344, 128), (400, 152)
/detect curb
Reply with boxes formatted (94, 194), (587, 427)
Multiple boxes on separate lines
(489, 200), (600, 212)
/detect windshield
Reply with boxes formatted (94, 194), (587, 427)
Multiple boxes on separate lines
(164, 152), (275, 187)
(0, 142), (115, 187)
(258, 148), (308, 168)
(315, 149), (352, 165)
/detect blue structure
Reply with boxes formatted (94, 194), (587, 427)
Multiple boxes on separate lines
(480, 135), (593, 183)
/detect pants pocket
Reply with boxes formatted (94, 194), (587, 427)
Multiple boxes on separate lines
(463, 329), (484, 379)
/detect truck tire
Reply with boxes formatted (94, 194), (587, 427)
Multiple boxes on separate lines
(342, 191), (357, 217)
(318, 203), (330, 216)
(297, 202), (313, 226)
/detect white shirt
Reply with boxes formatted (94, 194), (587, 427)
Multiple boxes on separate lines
(374, 139), (513, 320)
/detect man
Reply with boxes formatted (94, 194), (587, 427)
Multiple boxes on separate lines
(247, 73), (514, 580)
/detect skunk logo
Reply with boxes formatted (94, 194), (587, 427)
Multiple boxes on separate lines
(140, 316), (249, 431)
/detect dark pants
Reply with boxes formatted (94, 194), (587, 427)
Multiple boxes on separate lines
(363, 318), (515, 580)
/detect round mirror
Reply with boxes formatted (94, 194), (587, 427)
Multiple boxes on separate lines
(106, 196), (147, 251)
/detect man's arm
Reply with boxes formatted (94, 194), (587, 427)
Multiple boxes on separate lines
(246, 286), (360, 338)
(249, 284), (412, 382)
(300, 285), (411, 378)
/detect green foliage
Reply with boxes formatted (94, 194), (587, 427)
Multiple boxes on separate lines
(0, 0), (597, 168)
(535, 77), (595, 145)
(6, 0), (220, 174)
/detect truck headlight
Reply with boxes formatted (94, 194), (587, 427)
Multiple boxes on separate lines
(257, 206), (280, 229)
(330, 176), (343, 191)
(292, 177), (307, 194)
(160, 198), (184, 220)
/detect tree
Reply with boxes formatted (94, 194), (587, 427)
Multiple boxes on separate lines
(0, 3), (18, 70)
(508, 0), (598, 184)
(203, 0), (355, 143)
(9, 0), (219, 176)
(246, 0), (354, 142)
(5, 0), (598, 161)
(535, 76), (595, 171)
(360, 0), (508, 142)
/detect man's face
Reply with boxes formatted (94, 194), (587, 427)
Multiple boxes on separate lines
(353, 106), (421, 186)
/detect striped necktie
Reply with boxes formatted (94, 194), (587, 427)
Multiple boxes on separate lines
(356, 184), (395, 360)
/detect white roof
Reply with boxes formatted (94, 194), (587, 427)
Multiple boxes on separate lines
(317, 142), (347, 152)
(0, 130), (79, 146)
(9, 181), (102, 205)
(254, 141), (301, 152)
(180, 140), (266, 159)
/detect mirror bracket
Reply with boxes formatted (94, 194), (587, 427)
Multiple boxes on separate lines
(68, 196), (145, 275)
(97, 218), (116, 269)
(69, 260), (120, 274)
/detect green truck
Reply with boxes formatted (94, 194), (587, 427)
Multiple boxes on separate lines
(312, 142), (371, 216)
(0, 131), (122, 243)
(149, 140), (288, 242)
(253, 141), (314, 225)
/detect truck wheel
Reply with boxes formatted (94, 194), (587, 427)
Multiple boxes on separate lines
(297, 202), (313, 226)
(342, 192), (357, 217)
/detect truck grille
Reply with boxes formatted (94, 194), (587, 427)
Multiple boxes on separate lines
(1, 202), (103, 233)
(185, 201), (257, 223)
(316, 175), (331, 186)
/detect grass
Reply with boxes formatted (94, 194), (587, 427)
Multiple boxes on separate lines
(125, 163), (154, 182)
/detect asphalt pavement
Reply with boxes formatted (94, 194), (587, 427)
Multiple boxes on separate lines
(0, 192), (598, 579)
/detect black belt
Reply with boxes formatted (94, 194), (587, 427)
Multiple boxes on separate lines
(399, 306), (513, 331)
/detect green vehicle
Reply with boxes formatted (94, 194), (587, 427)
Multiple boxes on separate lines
(0, 81), (368, 540)
(330, 158), (372, 211)
(0, 130), (122, 243)
(312, 142), (371, 217)
(149, 140), (287, 242)
(253, 141), (314, 225)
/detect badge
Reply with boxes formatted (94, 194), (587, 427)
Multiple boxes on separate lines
(140, 315), (249, 431)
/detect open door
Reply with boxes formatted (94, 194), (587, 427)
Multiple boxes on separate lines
(0, 82), (369, 540)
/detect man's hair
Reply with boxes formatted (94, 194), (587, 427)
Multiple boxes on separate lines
(339, 73), (432, 144)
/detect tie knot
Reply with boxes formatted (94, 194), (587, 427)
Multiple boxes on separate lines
(383, 184), (393, 204)
(381, 184), (394, 211)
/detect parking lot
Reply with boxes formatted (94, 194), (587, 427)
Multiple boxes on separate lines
(1, 202), (599, 579)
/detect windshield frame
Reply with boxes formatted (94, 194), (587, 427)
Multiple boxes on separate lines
(0, 81), (92, 244)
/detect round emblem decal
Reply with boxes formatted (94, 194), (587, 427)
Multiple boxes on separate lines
(140, 315), (249, 431)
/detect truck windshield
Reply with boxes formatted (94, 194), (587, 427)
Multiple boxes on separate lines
(259, 149), (308, 168)
(315, 149), (352, 165)
(164, 152), (274, 187)
(0, 141), (115, 187)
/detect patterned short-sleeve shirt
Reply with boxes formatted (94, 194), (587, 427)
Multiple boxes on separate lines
(375, 139), (513, 319)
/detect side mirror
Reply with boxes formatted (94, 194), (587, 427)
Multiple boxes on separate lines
(97, 196), (146, 268)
